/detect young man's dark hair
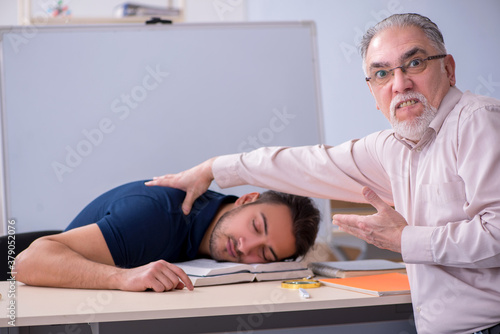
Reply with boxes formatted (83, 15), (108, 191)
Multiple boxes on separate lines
(250, 191), (320, 260)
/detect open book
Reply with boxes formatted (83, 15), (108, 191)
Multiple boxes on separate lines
(174, 258), (313, 287)
(308, 259), (406, 278)
(319, 273), (410, 296)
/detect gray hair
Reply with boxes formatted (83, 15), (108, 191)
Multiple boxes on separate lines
(359, 13), (447, 71)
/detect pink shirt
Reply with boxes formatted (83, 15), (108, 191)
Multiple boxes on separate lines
(213, 87), (500, 334)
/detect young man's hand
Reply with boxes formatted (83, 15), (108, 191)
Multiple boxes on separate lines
(114, 260), (194, 292)
(145, 157), (217, 215)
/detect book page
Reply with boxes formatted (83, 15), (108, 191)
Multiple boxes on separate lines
(190, 272), (256, 287)
(249, 261), (308, 273)
(175, 259), (252, 277)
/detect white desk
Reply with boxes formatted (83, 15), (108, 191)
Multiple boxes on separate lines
(0, 280), (412, 333)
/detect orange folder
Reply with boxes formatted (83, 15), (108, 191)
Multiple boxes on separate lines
(319, 272), (410, 296)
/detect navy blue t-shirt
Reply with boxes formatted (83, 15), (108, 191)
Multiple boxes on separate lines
(65, 181), (237, 268)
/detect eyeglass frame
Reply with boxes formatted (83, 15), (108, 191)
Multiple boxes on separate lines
(365, 54), (448, 84)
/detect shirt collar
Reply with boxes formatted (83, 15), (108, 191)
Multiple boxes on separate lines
(428, 86), (463, 134)
(393, 86), (463, 150)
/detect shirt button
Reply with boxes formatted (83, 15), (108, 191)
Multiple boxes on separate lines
(416, 306), (422, 313)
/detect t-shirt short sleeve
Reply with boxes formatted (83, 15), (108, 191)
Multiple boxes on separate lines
(96, 195), (186, 268)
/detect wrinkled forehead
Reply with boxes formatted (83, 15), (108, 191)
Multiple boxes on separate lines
(364, 26), (434, 70)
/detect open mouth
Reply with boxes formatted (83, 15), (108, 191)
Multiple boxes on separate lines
(397, 99), (419, 108)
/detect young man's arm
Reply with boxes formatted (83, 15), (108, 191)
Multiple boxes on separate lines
(15, 224), (194, 292)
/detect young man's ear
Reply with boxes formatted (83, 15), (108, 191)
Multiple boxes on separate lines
(234, 192), (260, 207)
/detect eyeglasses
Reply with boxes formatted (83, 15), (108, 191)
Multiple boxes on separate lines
(365, 54), (447, 86)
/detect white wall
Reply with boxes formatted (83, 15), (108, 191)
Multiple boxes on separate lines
(0, 1), (18, 25)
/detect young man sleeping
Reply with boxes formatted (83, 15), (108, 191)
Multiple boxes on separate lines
(15, 180), (320, 292)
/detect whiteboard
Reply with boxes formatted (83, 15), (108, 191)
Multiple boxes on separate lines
(0, 22), (326, 233)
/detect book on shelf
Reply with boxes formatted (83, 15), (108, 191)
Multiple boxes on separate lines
(114, 3), (181, 17)
(174, 258), (313, 287)
(319, 272), (410, 296)
(308, 259), (406, 278)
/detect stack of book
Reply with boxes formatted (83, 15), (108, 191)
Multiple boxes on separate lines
(318, 273), (410, 296)
(307, 259), (409, 296)
(307, 259), (406, 278)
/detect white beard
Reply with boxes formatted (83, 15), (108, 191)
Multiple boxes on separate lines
(389, 91), (437, 142)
